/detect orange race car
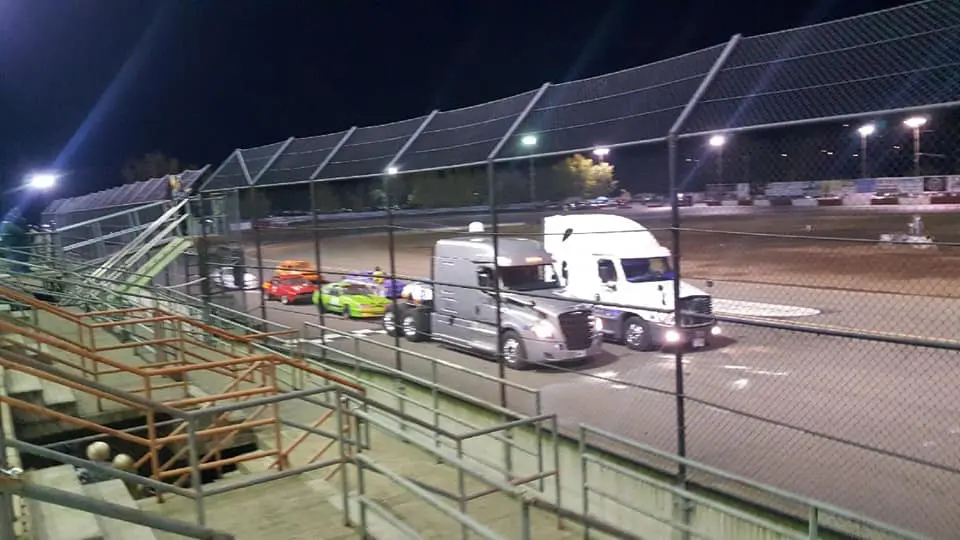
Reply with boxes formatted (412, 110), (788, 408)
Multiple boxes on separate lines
(263, 260), (322, 289)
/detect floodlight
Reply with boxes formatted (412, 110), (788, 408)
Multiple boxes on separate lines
(903, 116), (927, 129)
(521, 135), (538, 147)
(26, 173), (57, 190)
(857, 124), (876, 137)
(708, 135), (726, 147)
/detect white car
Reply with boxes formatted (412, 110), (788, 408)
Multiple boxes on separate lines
(210, 268), (259, 290)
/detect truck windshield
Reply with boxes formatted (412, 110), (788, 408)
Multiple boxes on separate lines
(620, 257), (675, 283)
(499, 264), (560, 291)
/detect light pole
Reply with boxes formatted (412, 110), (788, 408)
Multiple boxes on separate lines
(708, 135), (726, 183)
(903, 116), (927, 177)
(857, 123), (875, 179)
(521, 135), (537, 202)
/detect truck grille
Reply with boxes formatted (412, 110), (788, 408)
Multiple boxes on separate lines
(679, 296), (713, 327)
(557, 310), (592, 350)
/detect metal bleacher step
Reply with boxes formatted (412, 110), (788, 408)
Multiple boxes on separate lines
(40, 378), (79, 415)
(84, 479), (158, 540)
(26, 465), (103, 540)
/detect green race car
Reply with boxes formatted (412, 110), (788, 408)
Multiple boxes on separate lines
(313, 281), (392, 318)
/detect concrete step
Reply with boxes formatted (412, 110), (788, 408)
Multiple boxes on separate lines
(26, 464), (103, 540)
(84, 479), (158, 540)
(138, 474), (355, 540)
(0, 332), (56, 359)
(41, 378), (79, 415)
(5, 369), (42, 403)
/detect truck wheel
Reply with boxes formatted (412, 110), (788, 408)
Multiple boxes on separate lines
(622, 316), (654, 351)
(500, 330), (530, 370)
(382, 305), (404, 337)
(402, 308), (429, 343)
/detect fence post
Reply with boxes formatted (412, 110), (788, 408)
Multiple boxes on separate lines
(0, 417), (18, 540)
(187, 416), (206, 526)
(308, 180), (328, 359)
(251, 191), (268, 323)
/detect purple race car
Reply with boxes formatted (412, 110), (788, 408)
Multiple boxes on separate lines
(344, 271), (406, 299)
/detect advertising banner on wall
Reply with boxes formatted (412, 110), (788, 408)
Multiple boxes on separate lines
(899, 177), (924, 194)
(948, 176), (960, 193)
(736, 183), (750, 199)
(923, 176), (946, 192)
(855, 179), (876, 193)
(874, 177), (902, 194)
(705, 184), (738, 200)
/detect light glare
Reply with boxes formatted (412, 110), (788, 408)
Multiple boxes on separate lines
(903, 116), (927, 129)
(385, 166), (399, 175)
(521, 135), (538, 147)
(592, 147), (610, 157)
(27, 173), (57, 190)
(857, 123), (876, 137)
(708, 135), (726, 147)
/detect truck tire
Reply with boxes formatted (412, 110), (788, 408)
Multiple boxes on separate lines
(500, 330), (530, 370)
(402, 307), (430, 343)
(382, 304), (405, 337)
(622, 316), (654, 351)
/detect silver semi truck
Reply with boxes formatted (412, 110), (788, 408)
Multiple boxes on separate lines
(382, 228), (603, 369)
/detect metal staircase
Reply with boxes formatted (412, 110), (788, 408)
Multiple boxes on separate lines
(86, 199), (191, 286)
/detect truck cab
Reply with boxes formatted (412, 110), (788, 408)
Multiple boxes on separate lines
(383, 228), (603, 369)
(543, 214), (719, 351)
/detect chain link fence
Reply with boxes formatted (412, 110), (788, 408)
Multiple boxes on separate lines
(38, 1), (960, 537)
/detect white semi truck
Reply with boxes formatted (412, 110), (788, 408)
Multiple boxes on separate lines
(543, 213), (719, 351)
(382, 225), (603, 369)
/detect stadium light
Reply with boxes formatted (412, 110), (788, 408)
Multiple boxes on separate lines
(903, 116), (927, 176)
(385, 166), (399, 176)
(26, 173), (58, 190)
(707, 135), (726, 182)
(903, 116), (927, 129)
(857, 124), (875, 179)
(592, 147), (610, 159)
(521, 135), (538, 147)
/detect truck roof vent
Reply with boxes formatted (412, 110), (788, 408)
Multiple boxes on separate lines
(468, 221), (485, 233)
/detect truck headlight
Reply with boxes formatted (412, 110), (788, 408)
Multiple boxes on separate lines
(532, 320), (556, 339)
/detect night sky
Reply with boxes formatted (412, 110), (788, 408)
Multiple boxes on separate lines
(2, 0), (915, 197)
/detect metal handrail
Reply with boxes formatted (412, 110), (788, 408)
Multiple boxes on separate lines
(55, 201), (168, 233)
(579, 425), (929, 540)
(100, 217), (183, 284)
(0, 473), (233, 540)
(90, 198), (189, 280)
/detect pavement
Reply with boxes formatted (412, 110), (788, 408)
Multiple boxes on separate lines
(232, 206), (960, 538)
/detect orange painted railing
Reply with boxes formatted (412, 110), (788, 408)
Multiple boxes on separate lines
(0, 285), (364, 502)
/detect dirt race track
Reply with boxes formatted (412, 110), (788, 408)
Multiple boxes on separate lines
(240, 205), (960, 537)
(254, 205), (960, 298)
